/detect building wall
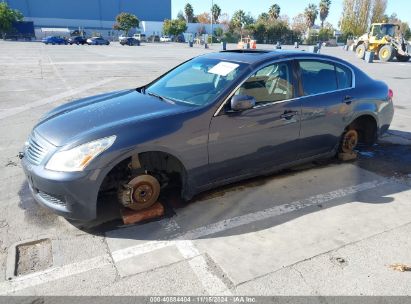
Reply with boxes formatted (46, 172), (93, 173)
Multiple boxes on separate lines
(5, 0), (171, 23)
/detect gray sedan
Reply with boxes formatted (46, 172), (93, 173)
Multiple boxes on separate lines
(21, 50), (394, 221)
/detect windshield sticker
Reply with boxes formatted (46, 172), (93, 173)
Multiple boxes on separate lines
(208, 62), (239, 76)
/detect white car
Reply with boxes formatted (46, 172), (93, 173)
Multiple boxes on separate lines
(160, 36), (171, 42)
(133, 33), (146, 42)
(118, 35), (130, 43)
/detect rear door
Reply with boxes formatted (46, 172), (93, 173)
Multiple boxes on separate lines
(296, 59), (355, 159)
(207, 60), (302, 182)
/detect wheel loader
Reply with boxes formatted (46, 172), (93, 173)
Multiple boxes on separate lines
(354, 23), (410, 62)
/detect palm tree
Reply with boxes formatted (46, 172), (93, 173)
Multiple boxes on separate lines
(304, 3), (318, 29)
(269, 4), (281, 20)
(184, 3), (194, 23)
(319, 0), (331, 28)
(211, 4), (221, 23)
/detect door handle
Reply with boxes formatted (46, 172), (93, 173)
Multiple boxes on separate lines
(280, 110), (298, 120)
(343, 95), (353, 105)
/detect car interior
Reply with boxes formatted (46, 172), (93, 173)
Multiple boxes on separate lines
(235, 62), (293, 104)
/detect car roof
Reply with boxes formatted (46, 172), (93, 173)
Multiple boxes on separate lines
(201, 49), (349, 66)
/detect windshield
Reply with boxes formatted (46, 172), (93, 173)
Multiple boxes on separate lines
(145, 57), (247, 106)
(380, 24), (396, 36)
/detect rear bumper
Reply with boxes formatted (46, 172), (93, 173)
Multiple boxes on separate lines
(378, 101), (394, 137)
(21, 157), (104, 221)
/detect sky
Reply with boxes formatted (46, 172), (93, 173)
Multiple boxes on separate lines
(171, 0), (411, 27)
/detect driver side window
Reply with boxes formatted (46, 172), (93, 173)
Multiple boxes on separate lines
(234, 61), (294, 105)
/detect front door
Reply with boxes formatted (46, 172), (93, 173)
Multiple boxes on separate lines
(208, 60), (301, 183)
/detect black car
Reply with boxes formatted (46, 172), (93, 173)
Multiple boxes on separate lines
(68, 36), (87, 45)
(21, 50), (394, 221)
(120, 37), (141, 46)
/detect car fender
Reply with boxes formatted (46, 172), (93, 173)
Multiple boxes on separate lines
(100, 144), (194, 194)
(349, 102), (380, 128)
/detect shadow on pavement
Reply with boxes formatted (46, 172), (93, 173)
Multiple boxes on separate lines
(17, 141), (411, 239)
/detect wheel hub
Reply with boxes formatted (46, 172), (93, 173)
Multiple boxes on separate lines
(118, 174), (161, 211)
(342, 130), (359, 153)
(132, 183), (154, 204)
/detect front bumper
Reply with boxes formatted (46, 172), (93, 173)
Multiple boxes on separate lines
(21, 156), (104, 221)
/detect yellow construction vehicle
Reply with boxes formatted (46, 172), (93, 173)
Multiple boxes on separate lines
(354, 23), (410, 62)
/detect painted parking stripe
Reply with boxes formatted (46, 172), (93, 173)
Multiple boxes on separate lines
(0, 255), (112, 295)
(176, 241), (232, 296)
(0, 78), (115, 120)
(0, 179), (388, 295)
(173, 179), (388, 240)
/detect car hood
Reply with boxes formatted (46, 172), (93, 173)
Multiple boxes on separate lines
(35, 89), (192, 146)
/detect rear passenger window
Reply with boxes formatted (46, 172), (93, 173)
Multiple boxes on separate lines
(336, 65), (352, 89)
(299, 60), (337, 95)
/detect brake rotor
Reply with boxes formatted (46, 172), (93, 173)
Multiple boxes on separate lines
(341, 129), (359, 153)
(118, 175), (160, 211)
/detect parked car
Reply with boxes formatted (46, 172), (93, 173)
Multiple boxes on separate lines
(175, 34), (185, 43)
(42, 36), (67, 45)
(118, 35), (128, 42)
(68, 36), (87, 45)
(120, 37), (141, 46)
(133, 33), (146, 42)
(86, 37), (110, 45)
(147, 35), (160, 42)
(160, 36), (171, 42)
(21, 50), (394, 221)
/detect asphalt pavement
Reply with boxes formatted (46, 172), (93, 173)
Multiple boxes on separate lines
(0, 41), (410, 297)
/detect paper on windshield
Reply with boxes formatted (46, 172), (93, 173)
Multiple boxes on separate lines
(208, 62), (239, 77)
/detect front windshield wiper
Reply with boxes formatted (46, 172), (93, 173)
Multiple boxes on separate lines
(146, 91), (176, 105)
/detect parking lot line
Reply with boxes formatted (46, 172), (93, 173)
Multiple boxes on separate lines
(0, 77), (115, 120)
(0, 255), (112, 295)
(176, 241), (233, 295)
(172, 179), (388, 240)
(0, 179), (389, 295)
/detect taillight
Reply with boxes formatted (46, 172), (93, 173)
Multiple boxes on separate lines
(388, 88), (394, 100)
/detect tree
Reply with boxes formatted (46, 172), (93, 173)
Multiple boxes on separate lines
(371, 0), (387, 23)
(197, 12), (211, 24)
(258, 13), (270, 23)
(184, 3), (194, 23)
(211, 4), (221, 23)
(177, 10), (185, 21)
(113, 12), (139, 36)
(401, 22), (411, 40)
(214, 27), (224, 39)
(163, 19), (187, 40)
(340, 0), (372, 36)
(304, 3), (318, 29)
(292, 13), (307, 35)
(0, 2), (23, 38)
(269, 4), (281, 20)
(319, 0), (331, 28)
(231, 10), (254, 29)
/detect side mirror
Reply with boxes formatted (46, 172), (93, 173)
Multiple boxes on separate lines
(230, 95), (256, 111)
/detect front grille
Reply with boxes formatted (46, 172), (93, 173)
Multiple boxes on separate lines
(26, 134), (48, 165)
(38, 191), (66, 206)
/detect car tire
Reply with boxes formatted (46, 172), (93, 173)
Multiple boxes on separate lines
(118, 174), (161, 211)
(355, 44), (366, 59)
(396, 54), (410, 62)
(379, 45), (395, 62)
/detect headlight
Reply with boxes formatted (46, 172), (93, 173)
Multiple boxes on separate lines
(45, 135), (116, 172)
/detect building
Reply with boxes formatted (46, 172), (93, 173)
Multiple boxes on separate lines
(4, 0), (171, 38)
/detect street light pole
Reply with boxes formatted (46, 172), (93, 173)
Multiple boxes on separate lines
(211, 0), (213, 45)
